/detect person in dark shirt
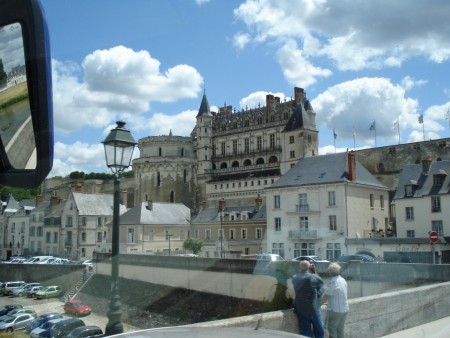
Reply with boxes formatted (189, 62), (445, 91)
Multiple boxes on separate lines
(292, 260), (325, 338)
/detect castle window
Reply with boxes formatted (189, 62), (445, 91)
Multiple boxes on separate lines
(290, 150), (295, 158)
(181, 148), (184, 157)
(289, 136), (294, 144)
(184, 169), (187, 183)
(232, 140), (238, 154)
(270, 115), (275, 122)
(307, 135), (312, 144)
(170, 191), (175, 203)
(244, 138), (250, 152)
(157, 172), (161, 186)
(221, 142), (226, 155)
(158, 147), (162, 156)
(257, 136), (262, 150)
(269, 134), (275, 149)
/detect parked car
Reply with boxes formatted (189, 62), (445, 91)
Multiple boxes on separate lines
(0, 308), (37, 320)
(0, 313), (35, 332)
(10, 284), (37, 297)
(65, 325), (103, 338)
(28, 286), (44, 298)
(50, 318), (86, 338)
(0, 281), (26, 296)
(35, 286), (62, 299)
(26, 313), (64, 334)
(292, 255), (330, 263)
(30, 318), (66, 338)
(255, 254), (284, 261)
(336, 254), (377, 263)
(23, 256), (54, 264)
(0, 304), (23, 316)
(64, 300), (92, 317)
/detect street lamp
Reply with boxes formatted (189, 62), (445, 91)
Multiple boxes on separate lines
(102, 121), (136, 336)
(166, 233), (173, 256)
(219, 198), (226, 258)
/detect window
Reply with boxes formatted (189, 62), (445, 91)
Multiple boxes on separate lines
(405, 185), (413, 197)
(205, 229), (211, 240)
(290, 150), (295, 159)
(82, 217), (87, 226)
(46, 232), (51, 244)
(298, 193), (308, 211)
(299, 242), (315, 256)
(229, 229), (235, 239)
(232, 139), (238, 154)
(194, 230), (199, 238)
(405, 207), (414, 220)
(179, 230), (185, 240)
(380, 195), (385, 209)
(37, 227), (43, 236)
(257, 136), (262, 150)
(272, 242), (285, 258)
(433, 174), (445, 186)
(370, 194), (374, 208)
(326, 243), (341, 261)
(66, 216), (73, 227)
(275, 218), (281, 232)
(269, 134), (275, 149)
(97, 232), (102, 242)
(432, 220), (443, 236)
(97, 217), (102, 227)
(241, 229), (247, 239)
(256, 228), (263, 239)
(128, 228), (134, 243)
(328, 191), (336, 206)
(329, 215), (337, 231)
(221, 142), (226, 155)
(148, 230), (154, 241)
(432, 196), (441, 212)
(300, 216), (309, 230)
(289, 136), (294, 144)
(274, 195), (280, 209)
(81, 232), (86, 241)
(406, 230), (415, 238)
(244, 138), (250, 152)
(30, 227), (35, 236)
(53, 232), (58, 243)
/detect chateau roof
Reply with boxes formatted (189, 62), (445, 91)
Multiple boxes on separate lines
(119, 201), (191, 225)
(191, 204), (267, 223)
(72, 192), (126, 216)
(394, 160), (450, 199)
(269, 152), (386, 189)
(196, 93), (211, 117)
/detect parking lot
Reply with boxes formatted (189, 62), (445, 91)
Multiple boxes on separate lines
(0, 295), (140, 336)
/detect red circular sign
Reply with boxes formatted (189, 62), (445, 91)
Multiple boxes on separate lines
(429, 231), (439, 244)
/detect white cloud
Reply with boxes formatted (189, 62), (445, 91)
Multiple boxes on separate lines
(312, 77), (419, 145)
(234, 0), (450, 83)
(52, 46), (203, 134)
(233, 32), (251, 50)
(400, 76), (427, 91)
(195, 0), (210, 5)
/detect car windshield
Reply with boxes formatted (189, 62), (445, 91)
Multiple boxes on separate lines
(1, 1), (450, 338)
(1, 316), (14, 323)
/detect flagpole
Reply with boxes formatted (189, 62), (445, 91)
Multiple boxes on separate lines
(397, 118), (400, 144)
(333, 128), (337, 153)
(353, 126), (356, 150)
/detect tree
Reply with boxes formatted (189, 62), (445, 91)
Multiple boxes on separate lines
(183, 238), (203, 254)
(0, 59), (6, 85)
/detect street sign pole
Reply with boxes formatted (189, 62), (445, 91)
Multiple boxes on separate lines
(432, 243), (436, 265)
(429, 231), (439, 264)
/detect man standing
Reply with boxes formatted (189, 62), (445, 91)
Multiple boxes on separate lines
(292, 260), (325, 338)
(322, 263), (349, 338)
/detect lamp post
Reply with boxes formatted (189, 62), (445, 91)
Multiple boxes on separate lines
(102, 121), (136, 336)
(219, 198), (225, 258)
(166, 233), (173, 256)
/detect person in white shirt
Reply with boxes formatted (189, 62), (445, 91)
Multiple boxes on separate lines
(322, 263), (349, 338)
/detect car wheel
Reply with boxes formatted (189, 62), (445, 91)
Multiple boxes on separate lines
(6, 327), (13, 332)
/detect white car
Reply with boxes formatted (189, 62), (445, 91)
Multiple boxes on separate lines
(0, 313), (35, 332)
(291, 256), (330, 263)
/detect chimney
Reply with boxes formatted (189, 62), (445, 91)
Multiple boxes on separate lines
(266, 94), (274, 111)
(35, 195), (44, 206)
(75, 182), (82, 192)
(146, 200), (153, 210)
(50, 194), (59, 209)
(255, 194), (263, 211)
(121, 189), (128, 208)
(294, 87), (304, 105)
(422, 156), (432, 173)
(348, 151), (356, 181)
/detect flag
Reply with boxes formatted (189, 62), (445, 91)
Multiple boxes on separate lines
(353, 126), (356, 137)
(393, 119), (399, 129)
(418, 114), (423, 124)
(333, 128), (337, 140)
(369, 120), (376, 131)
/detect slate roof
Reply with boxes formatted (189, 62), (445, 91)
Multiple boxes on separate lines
(269, 152), (386, 189)
(394, 160), (450, 200)
(72, 192), (126, 216)
(191, 204), (266, 224)
(119, 202), (191, 225)
(196, 93), (211, 117)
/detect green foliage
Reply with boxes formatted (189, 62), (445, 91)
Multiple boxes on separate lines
(0, 186), (38, 201)
(183, 237), (203, 254)
(122, 170), (134, 178)
(0, 59), (6, 85)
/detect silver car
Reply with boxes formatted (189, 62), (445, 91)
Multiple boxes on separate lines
(0, 313), (35, 332)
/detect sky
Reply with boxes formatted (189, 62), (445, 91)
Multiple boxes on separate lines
(38, 0), (450, 177)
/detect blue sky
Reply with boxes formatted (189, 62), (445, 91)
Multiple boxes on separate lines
(39, 0), (450, 177)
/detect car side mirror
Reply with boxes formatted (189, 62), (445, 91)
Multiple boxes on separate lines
(0, 0), (53, 187)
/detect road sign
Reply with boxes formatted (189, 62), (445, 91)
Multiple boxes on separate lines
(429, 231), (439, 244)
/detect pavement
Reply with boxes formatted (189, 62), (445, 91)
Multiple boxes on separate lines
(380, 316), (450, 338)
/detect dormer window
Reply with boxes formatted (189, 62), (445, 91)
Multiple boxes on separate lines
(405, 185), (413, 197)
(433, 174), (446, 186)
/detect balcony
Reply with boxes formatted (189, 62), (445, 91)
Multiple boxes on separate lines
(288, 230), (318, 240)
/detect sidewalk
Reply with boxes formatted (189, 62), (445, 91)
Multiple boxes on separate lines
(380, 316), (450, 338)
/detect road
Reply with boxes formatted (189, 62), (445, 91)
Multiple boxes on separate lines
(0, 295), (140, 336)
